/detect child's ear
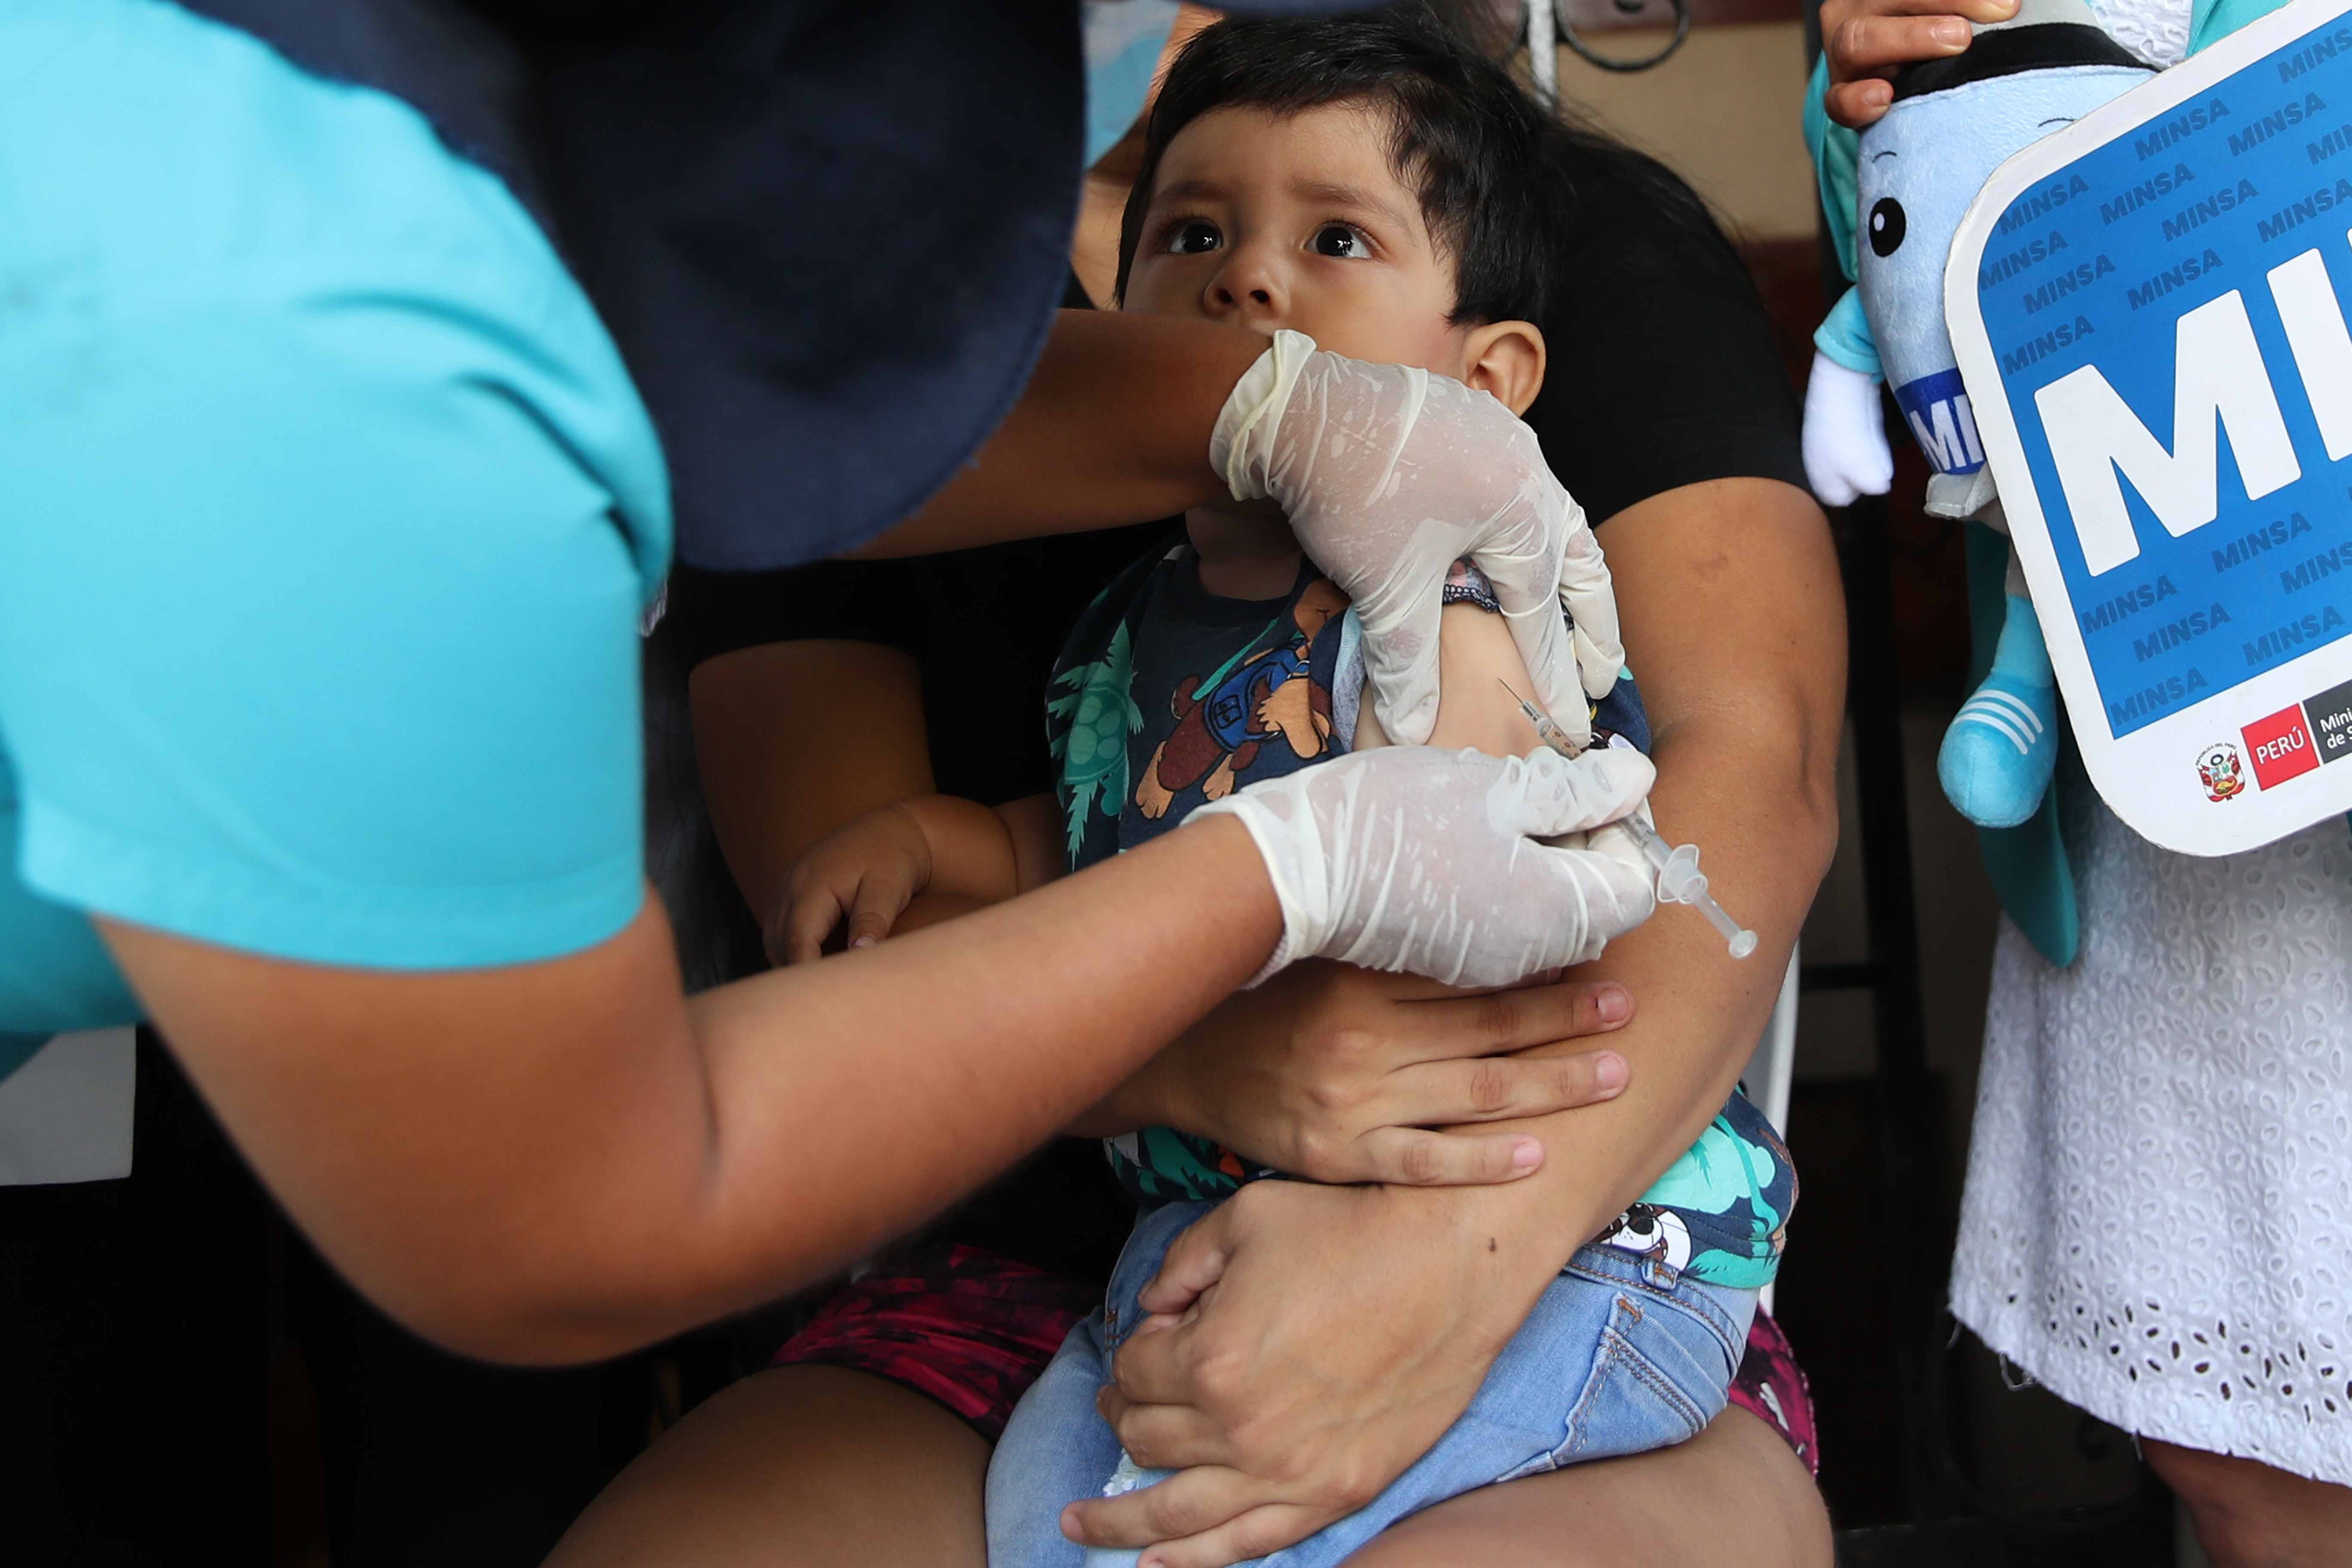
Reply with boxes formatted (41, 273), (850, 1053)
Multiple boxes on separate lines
(1458, 320), (1546, 416)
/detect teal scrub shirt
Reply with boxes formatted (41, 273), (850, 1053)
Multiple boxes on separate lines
(0, 0), (672, 1048)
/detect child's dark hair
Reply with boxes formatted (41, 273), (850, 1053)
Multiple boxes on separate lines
(1113, 3), (1741, 328)
(1115, 4), (1556, 324)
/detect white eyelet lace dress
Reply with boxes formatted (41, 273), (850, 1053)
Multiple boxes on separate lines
(1939, 0), (2352, 1487)
(1949, 784), (2352, 1486)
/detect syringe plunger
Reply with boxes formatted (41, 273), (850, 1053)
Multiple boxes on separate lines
(1623, 816), (1757, 960)
(1497, 680), (1757, 960)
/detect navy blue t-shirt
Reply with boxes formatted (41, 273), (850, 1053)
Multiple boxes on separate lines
(1046, 542), (1796, 1290)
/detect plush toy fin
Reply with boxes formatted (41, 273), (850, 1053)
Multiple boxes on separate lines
(1801, 349), (1893, 507)
(1939, 595), (2060, 828)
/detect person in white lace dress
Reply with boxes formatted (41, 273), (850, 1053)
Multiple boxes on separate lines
(1816, 0), (2352, 1560)
(1959, 781), (2352, 1502)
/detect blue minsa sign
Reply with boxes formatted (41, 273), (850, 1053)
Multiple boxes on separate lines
(1972, 15), (2352, 741)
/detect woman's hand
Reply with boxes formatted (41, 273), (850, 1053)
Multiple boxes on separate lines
(1194, 742), (1657, 988)
(769, 803), (936, 965)
(1063, 1181), (1536, 1568)
(1098, 961), (1633, 1187)
(1821, 0), (2018, 128)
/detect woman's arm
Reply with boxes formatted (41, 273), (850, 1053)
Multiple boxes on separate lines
(1412, 476), (1843, 1240)
(864, 312), (1268, 557)
(123, 629), (1616, 1369)
(105, 820), (1282, 1369)
(1071, 476), (1846, 1565)
(701, 627), (1642, 1186)
(1218, 478), (1842, 1260)
(116, 732), (1632, 1370)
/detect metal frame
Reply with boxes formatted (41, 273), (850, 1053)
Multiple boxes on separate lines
(1744, 946), (1801, 1316)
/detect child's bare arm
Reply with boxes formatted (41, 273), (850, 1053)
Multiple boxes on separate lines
(1354, 601), (1553, 757)
(774, 792), (1063, 963)
(893, 794), (1063, 903)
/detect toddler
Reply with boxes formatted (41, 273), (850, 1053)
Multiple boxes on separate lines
(776, 11), (1796, 1566)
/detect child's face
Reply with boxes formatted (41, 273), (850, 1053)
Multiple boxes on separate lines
(1124, 102), (1515, 389)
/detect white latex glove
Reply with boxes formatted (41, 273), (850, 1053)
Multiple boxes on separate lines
(1801, 349), (1893, 507)
(1192, 743), (1658, 989)
(1212, 331), (1621, 749)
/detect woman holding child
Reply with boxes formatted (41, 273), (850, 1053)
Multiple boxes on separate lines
(556, 9), (1844, 1566)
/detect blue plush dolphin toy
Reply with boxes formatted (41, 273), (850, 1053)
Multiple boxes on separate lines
(1804, 0), (2155, 828)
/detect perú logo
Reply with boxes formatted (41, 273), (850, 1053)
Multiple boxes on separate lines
(2197, 740), (2247, 800)
(2241, 704), (2322, 788)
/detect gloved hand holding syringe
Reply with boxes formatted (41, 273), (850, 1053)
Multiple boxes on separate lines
(1501, 681), (1758, 960)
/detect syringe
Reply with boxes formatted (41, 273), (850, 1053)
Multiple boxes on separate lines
(1500, 681), (1758, 960)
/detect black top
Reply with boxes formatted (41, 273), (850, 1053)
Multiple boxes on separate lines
(670, 156), (1807, 1278)
(1525, 150), (1807, 523)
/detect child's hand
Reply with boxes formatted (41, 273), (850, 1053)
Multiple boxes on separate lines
(769, 804), (936, 966)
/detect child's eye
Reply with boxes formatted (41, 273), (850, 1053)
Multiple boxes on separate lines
(1311, 223), (1371, 259)
(1163, 219), (1222, 255)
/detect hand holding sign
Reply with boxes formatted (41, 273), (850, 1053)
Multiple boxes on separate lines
(1817, 0), (2026, 129)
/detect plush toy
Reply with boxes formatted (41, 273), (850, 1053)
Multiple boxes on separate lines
(1804, 0), (2156, 828)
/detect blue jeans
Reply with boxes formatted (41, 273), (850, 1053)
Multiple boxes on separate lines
(985, 1199), (1759, 1568)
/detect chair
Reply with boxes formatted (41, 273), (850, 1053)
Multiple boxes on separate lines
(0, 1027), (136, 1185)
(1742, 945), (1801, 1315)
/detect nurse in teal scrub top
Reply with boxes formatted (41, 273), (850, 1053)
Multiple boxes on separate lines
(0, 0), (1651, 1362)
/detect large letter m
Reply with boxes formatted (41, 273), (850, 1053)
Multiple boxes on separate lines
(2033, 291), (2300, 576)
